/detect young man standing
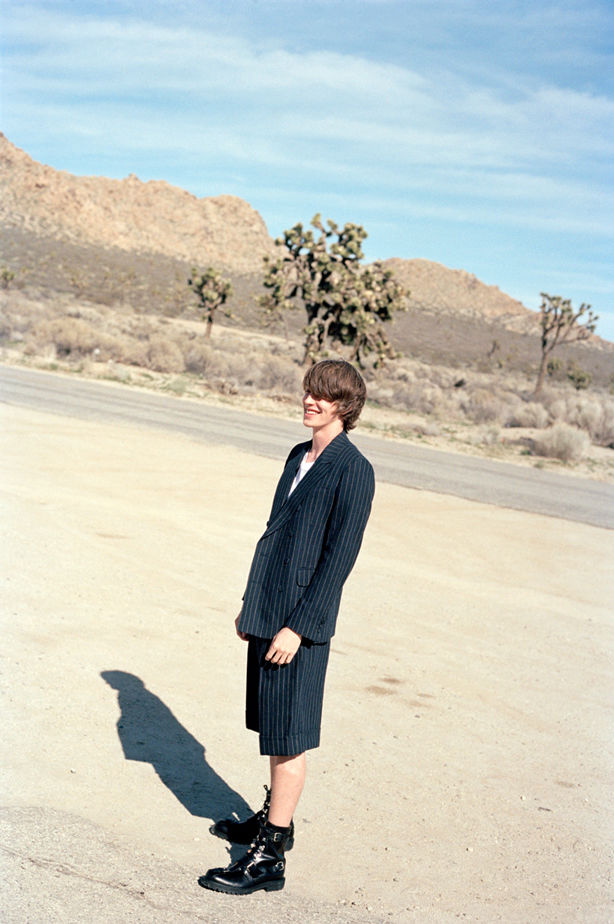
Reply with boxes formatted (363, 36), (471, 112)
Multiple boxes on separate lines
(199, 359), (375, 895)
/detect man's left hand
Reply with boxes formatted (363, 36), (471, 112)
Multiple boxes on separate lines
(265, 627), (302, 665)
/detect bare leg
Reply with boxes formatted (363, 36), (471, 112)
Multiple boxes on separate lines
(268, 753), (306, 827)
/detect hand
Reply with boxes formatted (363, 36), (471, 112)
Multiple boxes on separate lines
(265, 627), (302, 665)
(235, 612), (249, 641)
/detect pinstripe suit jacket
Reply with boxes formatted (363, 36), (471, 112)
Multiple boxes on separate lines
(238, 430), (375, 644)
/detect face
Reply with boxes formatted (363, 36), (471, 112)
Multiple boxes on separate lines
(302, 391), (342, 431)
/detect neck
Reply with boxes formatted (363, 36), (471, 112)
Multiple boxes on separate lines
(310, 422), (344, 458)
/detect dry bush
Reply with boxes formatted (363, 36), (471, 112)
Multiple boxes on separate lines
(507, 401), (549, 429)
(223, 351), (255, 386)
(533, 423), (590, 462)
(413, 420), (442, 437)
(468, 425), (501, 447)
(146, 335), (185, 373)
(585, 400), (614, 447)
(27, 316), (130, 361)
(116, 339), (149, 366)
(570, 398), (614, 447)
(0, 313), (12, 339)
(183, 342), (229, 377)
(389, 381), (443, 415)
(255, 355), (303, 393)
(30, 317), (99, 356)
(460, 388), (509, 424)
(542, 393), (614, 446)
(387, 365), (415, 385)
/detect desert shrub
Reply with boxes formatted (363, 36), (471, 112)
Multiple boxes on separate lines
(507, 402), (549, 429)
(28, 316), (130, 362)
(533, 423), (590, 462)
(146, 335), (185, 373)
(566, 361), (592, 391)
(460, 388), (508, 424)
(542, 394), (614, 446)
(0, 314), (12, 339)
(546, 397), (567, 422)
(391, 381), (443, 415)
(256, 355), (303, 393)
(32, 317), (99, 356)
(388, 365), (415, 385)
(413, 420), (442, 437)
(223, 351), (257, 386)
(468, 425), (500, 447)
(547, 357), (563, 379)
(576, 398), (614, 447)
(573, 399), (601, 438)
(116, 339), (149, 367)
(184, 342), (229, 377)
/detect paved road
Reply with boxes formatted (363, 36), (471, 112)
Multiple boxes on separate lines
(2, 364), (613, 528)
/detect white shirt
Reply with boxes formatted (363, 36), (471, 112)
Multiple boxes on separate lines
(288, 453), (315, 496)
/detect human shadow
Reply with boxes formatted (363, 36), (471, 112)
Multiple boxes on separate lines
(101, 670), (253, 841)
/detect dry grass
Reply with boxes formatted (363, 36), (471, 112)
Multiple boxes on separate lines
(2, 288), (613, 479)
(533, 423), (591, 463)
(507, 401), (549, 429)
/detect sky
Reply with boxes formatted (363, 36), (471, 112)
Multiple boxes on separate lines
(2, 0), (613, 340)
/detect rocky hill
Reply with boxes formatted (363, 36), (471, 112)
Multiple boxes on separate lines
(0, 133), (275, 274)
(1, 134), (611, 378)
(384, 258), (537, 333)
(0, 133), (534, 324)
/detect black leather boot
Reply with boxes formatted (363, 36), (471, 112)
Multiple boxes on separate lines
(198, 820), (290, 894)
(210, 785), (294, 850)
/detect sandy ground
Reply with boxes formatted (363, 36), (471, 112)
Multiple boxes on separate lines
(1, 403), (613, 923)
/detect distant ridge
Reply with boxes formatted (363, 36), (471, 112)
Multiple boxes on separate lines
(0, 133), (275, 273)
(0, 133), (610, 348)
(384, 257), (536, 332)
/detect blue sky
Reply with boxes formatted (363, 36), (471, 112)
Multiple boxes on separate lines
(2, 0), (614, 339)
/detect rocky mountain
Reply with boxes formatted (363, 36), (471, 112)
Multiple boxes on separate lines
(1, 134), (610, 357)
(384, 258), (537, 333)
(0, 133), (275, 274)
(0, 133), (533, 320)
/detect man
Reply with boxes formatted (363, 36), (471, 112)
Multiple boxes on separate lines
(199, 359), (375, 895)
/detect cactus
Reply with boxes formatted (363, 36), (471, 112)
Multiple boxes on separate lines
(259, 215), (408, 366)
(188, 267), (233, 339)
(534, 293), (598, 396)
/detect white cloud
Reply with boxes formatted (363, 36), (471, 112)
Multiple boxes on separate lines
(2, 1), (613, 332)
(6, 3), (612, 171)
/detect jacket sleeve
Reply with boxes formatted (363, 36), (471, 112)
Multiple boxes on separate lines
(283, 456), (375, 642)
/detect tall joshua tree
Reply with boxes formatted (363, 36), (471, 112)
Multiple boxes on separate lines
(534, 293), (598, 396)
(188, 267), (233, 339)
(259, 214), (407, 366)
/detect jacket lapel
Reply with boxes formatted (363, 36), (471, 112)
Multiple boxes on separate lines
(268, 445), (306, 521)
(263, 431), (352, 537)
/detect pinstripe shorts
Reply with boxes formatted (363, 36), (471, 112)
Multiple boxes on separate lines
(245, 636), (331, 756)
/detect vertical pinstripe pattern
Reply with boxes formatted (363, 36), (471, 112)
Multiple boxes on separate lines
(238, 430), (375, 644)
(245, 637), (330, 755)
(238, 430), (374, 755)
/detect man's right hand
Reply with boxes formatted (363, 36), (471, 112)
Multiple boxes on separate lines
(235, 612), (249, 641)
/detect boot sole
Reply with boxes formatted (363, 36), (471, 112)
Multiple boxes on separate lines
(198, 875), (285, 894)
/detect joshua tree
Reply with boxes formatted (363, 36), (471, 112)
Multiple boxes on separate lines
(188, 267), (233, 339)
(1, 267), (15, 289)
(259, 214), (407, 366)
(534, 293), (598, 396)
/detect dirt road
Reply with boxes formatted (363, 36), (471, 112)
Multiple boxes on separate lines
(2, 364), (613, 527)
(1, 398), (613, 922)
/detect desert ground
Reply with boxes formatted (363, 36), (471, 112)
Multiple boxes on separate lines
(1, 401), (613, 923)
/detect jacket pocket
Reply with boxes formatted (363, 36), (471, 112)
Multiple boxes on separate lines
(296, 567), (314, 587)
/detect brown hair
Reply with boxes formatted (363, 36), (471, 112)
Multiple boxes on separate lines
(302, 360), (367, 431)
